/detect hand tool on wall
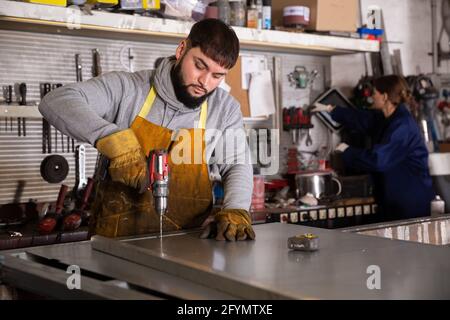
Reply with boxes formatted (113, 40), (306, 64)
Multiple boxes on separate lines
(38, 202), (50, 220)
(18, 83), (27, 137)
(2, 85), (13, 133)
(13, 83), (21, 136)
(92, 48), (102, 77)
(40, 83), (52, 153)
(119, 45), (135, 72)
(290, 106), (299, 144)
(17, 117), (21, 137)
(288, 66), (309, 89)
(74, 54), (83, 150)
(62, 209), (83, 232)
(51, 83), (63, 151)
(73, 144), (87, 199)
(61, 130), (65, 152)
(75, 53), (83, 82)
(40, 154), (69, 184)
(54, 125), (58, 152)
(146, 149), (170, 238)
(298, 107), (314, 147)
(63, 177), (95, 231)
(18, 83), (27, 106)
(2, 85), (12, 104)
(283, 107), (293, 143)
(14, 180), (25, 205)
(38, 184), (68, 235)
(2, 92), (5, 132)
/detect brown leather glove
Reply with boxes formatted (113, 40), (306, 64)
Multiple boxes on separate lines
(96, 129), (147, 190)
(200, 209), (255, 241)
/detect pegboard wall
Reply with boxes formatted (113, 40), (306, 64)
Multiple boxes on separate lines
(0, 28), (334, 205)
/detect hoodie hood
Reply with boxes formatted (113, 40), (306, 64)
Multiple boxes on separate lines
(153, 56), (201, 113)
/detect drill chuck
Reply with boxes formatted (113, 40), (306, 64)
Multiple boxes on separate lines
(153, 180), (169, 215)
(148, 149), (170, 216)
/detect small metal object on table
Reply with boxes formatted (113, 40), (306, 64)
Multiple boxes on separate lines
(287, 233), (319, 251)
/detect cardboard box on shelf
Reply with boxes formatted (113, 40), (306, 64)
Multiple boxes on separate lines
(272, 0), (359, 33)
(225, 57), (251, 118)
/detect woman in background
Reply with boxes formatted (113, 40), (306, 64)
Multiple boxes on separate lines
(313, 75), (435, 220)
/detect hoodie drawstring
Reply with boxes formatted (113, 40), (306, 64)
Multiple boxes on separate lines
(161, 102), (167, 127)
(166, 109), (180, 128)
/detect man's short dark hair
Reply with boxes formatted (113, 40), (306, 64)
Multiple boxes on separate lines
(187, 19), (240, 69)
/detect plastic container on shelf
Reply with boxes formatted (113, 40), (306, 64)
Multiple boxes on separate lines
(262, 0), (271, 29)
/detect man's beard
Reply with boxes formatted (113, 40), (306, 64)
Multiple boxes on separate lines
(171, 60), (213, 109)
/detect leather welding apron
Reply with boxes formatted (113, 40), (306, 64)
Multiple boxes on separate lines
(91, 87), (213, 237)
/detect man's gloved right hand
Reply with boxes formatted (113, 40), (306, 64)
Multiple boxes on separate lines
(200, 209), (256, 241)
(96, 129), (147, 190)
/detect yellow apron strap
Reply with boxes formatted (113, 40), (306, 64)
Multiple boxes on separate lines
(198, 100), (208, 129)
(138, 86), (208, 129)
(138, 86), (156, 118)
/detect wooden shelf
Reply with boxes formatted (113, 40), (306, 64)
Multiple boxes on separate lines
(0, 0), (379, 56)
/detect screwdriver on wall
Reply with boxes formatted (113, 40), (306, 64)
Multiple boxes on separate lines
(52, 83), (63, 151)
(3, 85), (13, 132)
(18, 83), (27, 137)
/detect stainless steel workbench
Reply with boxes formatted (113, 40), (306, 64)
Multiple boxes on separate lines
(1, 223), (450, 299)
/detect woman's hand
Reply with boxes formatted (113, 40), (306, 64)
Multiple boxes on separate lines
(335, 143), (349, 153)
(311, 102), (335, 113)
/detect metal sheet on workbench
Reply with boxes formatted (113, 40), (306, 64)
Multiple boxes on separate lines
(92, 223), (450, 299)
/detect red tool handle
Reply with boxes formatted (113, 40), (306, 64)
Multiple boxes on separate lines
(283, 108), (291, 131)
(80, 178), (94, 211)
(290, 107), (299, 128)
(55, 184), (68, 215)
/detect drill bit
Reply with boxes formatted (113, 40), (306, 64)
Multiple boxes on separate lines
(160, 215), (163, 239)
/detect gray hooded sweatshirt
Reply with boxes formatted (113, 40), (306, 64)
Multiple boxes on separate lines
(39, 57), (253, 211)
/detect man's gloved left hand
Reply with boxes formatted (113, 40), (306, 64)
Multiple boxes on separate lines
(200, 209), (256, 241)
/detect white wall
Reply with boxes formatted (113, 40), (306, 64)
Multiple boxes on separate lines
(332, 0), (450, 94)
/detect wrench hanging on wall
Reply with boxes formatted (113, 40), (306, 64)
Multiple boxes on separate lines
(74, 144), (87, 200)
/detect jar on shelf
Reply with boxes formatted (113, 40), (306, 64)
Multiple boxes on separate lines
(217, 0), (231, 25)
(230, 0), (246, 27)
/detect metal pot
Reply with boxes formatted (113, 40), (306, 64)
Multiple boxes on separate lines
(295, 171), (342, 200)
